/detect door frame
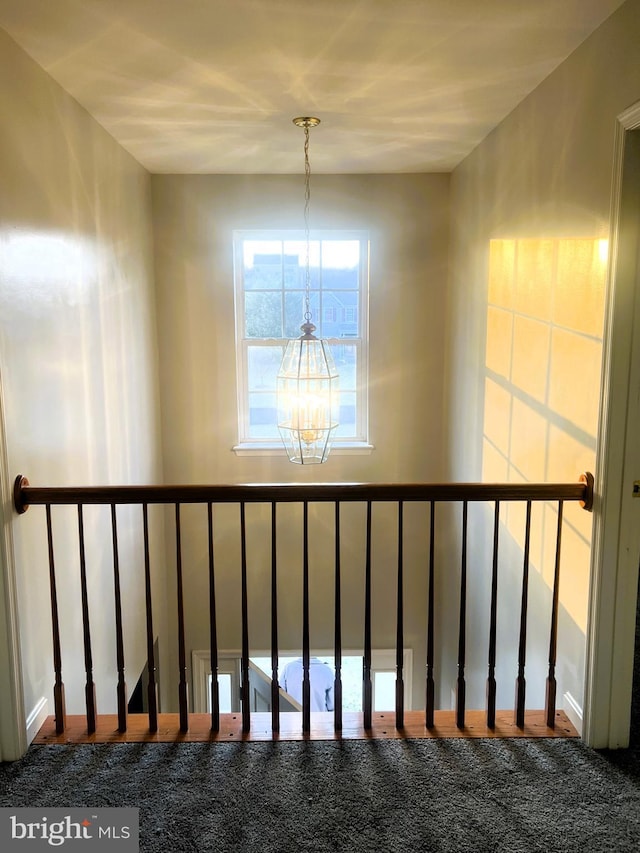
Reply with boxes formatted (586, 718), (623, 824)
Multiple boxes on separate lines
(584, 101), (640, 748)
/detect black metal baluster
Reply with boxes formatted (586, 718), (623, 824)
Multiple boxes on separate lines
(546, 500), (564, 728)
(270, 502), (280, 734)
(487, 501), (500, 729)
(207, 503), (220, 732)
(45, 505), (66, 735)
(302, 501), (311, 733)
(175, 504), (189, 732)
(77, 505), (96, 734)
(426, 501), (436, 728)
(240, 502), (251, 733)
(334, 501), (342, 732)
(456, 500), (468, 729)
(396, 500), (404, 729)
(142, 503), (158, 732)
(363, 501), (373, 730)
(515, 500), (532, 728)
(110, 504), (127, 733)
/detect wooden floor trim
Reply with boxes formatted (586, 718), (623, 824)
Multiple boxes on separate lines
(34, 710), (578, 745)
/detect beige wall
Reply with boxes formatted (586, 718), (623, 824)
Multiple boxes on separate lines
(152, 173), (449, 484)
(0, 28), (167, 725)
(446, 0), (640, 713)
(152, 173), (450, 708)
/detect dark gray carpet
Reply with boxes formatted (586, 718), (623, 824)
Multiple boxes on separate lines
(2, 579), (639, 852)
(0, 735), (638, 852)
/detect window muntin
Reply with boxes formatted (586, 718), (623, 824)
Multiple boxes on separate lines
(234, 230), (369, 446)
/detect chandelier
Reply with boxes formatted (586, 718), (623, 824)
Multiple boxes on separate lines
(276, 117), (339, 464)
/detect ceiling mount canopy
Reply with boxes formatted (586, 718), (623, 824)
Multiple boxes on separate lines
(292, 116), (321, 128)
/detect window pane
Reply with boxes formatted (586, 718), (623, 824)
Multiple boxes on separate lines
(245, 291), (282, 338)
(284, 291), (320, 338)
(248, 346), (283, 391)
(208, 673), (232, 714)
(322, 290), (359, 337)
(322, 240), (360, 289)
(283, 240), (320, 289)
(341, 656), (363, 711)
(336, 391), (356, 437)
(248, 391), (277, 437)
(374, 671), (395, 711)
(243, 241), (283, 290)
(332, 343), (357, 390)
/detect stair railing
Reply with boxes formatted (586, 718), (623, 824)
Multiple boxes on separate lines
(13, 474), (594, 738)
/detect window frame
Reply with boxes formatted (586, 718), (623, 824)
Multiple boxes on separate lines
(233, 229), (371, 454)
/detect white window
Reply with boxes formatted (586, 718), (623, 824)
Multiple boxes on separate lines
(233, 230), (370, 451)
(192, 649), (413, 713)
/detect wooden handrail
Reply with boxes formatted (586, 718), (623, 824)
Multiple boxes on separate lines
(12, 470), (595, 738)
(13, 474), (594, 513)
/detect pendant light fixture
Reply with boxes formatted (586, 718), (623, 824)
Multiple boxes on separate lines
(276, 117), (339, 464)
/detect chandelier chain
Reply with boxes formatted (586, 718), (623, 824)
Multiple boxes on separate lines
(303, 124), (312, 322)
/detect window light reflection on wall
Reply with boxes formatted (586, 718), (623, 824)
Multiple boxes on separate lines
(482, 236), (607, 633)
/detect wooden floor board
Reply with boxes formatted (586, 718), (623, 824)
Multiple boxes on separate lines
(33, 710), (578, 745)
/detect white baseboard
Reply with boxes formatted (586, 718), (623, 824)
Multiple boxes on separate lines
(26, 697), (49, 745)
(563, 691), (583, 736)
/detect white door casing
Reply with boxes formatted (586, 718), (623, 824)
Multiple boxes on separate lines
(583, 102), (640, 749)
(0, 369), (27, 761)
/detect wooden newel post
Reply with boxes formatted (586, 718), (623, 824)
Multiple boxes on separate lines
(13, 475), (30, 514)
(579, 471), (594, 512)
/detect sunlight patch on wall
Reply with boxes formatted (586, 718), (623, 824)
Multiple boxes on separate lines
(482, 237), (607, 631)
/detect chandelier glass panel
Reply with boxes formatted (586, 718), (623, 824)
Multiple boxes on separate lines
(276, 118), (339, 464)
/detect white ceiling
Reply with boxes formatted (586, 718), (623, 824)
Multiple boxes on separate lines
(0, 0), (627, 174)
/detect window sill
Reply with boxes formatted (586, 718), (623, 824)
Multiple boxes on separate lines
(232, 442), (374, 457)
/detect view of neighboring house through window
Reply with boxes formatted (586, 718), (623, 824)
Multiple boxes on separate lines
(233, 230), (369, 447)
